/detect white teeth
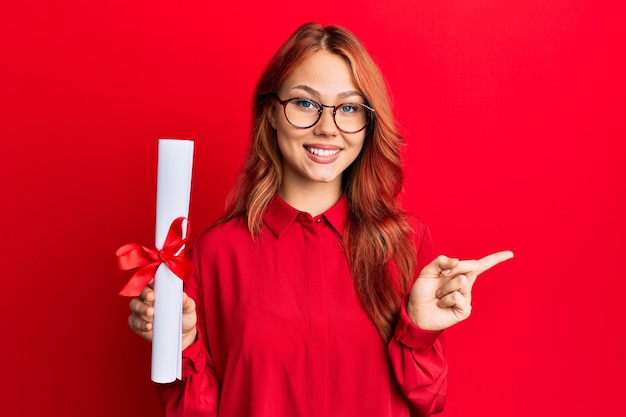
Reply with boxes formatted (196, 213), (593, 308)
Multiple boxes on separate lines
(306, 147), (340, 157)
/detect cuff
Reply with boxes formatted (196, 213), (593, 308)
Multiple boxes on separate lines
(181, 329), (204, 377)
(393, 294), (442, 351)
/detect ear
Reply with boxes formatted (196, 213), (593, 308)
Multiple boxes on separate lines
(268, 104), (277, 130)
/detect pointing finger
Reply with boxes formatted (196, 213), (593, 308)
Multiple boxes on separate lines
(447, 250), (514, 284)
(478, 250), (514, 274)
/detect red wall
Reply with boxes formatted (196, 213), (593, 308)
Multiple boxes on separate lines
(1, 1), (624, 416)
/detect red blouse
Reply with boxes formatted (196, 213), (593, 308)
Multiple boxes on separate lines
(157, 195), (447, 416)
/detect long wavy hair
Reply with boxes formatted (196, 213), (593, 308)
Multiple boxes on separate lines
(219, 23), (417, 342)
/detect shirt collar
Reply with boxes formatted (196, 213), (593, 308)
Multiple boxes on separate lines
(263, 194), (348, 238)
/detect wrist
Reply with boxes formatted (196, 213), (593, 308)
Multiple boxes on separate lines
(406, 301), (419, 327)
(182, 327), (198, 351)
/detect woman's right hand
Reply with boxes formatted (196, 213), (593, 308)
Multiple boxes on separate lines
(128, 281), (199, 350)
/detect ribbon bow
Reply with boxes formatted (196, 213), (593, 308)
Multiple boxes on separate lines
(116, 217), (192, 296)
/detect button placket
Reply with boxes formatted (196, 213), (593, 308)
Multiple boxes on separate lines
(298, 213), (328, 416)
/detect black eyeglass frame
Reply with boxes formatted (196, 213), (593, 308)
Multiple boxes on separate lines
(273, 95), (375, 134)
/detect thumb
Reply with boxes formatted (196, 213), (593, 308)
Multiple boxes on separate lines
(421, 255), (460, 277)
(182, 291), (196, 315)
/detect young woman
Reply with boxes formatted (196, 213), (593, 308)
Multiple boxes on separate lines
(128, 23), (513, 416)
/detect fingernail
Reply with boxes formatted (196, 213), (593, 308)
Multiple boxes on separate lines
(436, 289), (443, 298)
(440, 269), (451, 276)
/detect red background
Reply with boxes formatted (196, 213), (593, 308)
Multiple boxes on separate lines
(1, 1), (624, 416)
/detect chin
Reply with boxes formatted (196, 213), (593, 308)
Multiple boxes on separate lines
(309, 171), (341, 184)
(315, 178), (337, 184)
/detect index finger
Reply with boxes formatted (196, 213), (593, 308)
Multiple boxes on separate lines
(478, 250), (514, 274)
(139, 283), (155, 305)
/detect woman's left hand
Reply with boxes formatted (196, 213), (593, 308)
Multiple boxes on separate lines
(407, 251), (514, 331)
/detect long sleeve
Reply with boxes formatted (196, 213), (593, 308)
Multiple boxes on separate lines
(155, 244), (221, 417)
(156, 335), (220, 416)
(388, 299), (448, 416)
(387, 222), (448, 416)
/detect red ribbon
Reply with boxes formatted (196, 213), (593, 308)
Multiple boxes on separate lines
(116, 217), (192, 296)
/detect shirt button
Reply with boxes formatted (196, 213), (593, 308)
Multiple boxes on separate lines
(316, 219), (322, 223)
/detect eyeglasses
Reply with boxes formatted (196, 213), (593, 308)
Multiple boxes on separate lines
(273, 95), (375, 134)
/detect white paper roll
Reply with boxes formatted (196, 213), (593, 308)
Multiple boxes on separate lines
(151, 139), (194, 383)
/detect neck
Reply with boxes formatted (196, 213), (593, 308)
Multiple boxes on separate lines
(279, 178), (343, 216)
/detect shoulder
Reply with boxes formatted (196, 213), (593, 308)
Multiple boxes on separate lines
(192, 217), (252, 255)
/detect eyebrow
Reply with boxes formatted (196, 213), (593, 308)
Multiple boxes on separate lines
(291, 85), (363, 100)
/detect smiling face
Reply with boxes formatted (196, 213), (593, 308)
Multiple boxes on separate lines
(269, 50), (367, 199)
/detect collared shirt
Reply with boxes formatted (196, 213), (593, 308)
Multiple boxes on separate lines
(157, 194), (447, 417)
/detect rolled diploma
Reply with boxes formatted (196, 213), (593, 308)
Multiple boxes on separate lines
(151, 139), (194, 383)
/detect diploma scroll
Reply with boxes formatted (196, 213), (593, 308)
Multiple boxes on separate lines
(152, 139), (194, 383)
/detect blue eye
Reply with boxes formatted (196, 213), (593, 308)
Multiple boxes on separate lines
(293, 98), (318, 111)
(338, 104), (359, 114)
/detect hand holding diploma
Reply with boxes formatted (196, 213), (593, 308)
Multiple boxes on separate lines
(407, 251), (514, 331)
(128, 283), (198, 350)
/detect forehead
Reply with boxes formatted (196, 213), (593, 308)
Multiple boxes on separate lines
(279, 50), (359, 98)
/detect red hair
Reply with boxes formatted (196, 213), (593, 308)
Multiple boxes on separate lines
(220, 23), (417, 342)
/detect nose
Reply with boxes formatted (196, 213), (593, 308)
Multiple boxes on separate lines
(313, 105), (339, 136)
